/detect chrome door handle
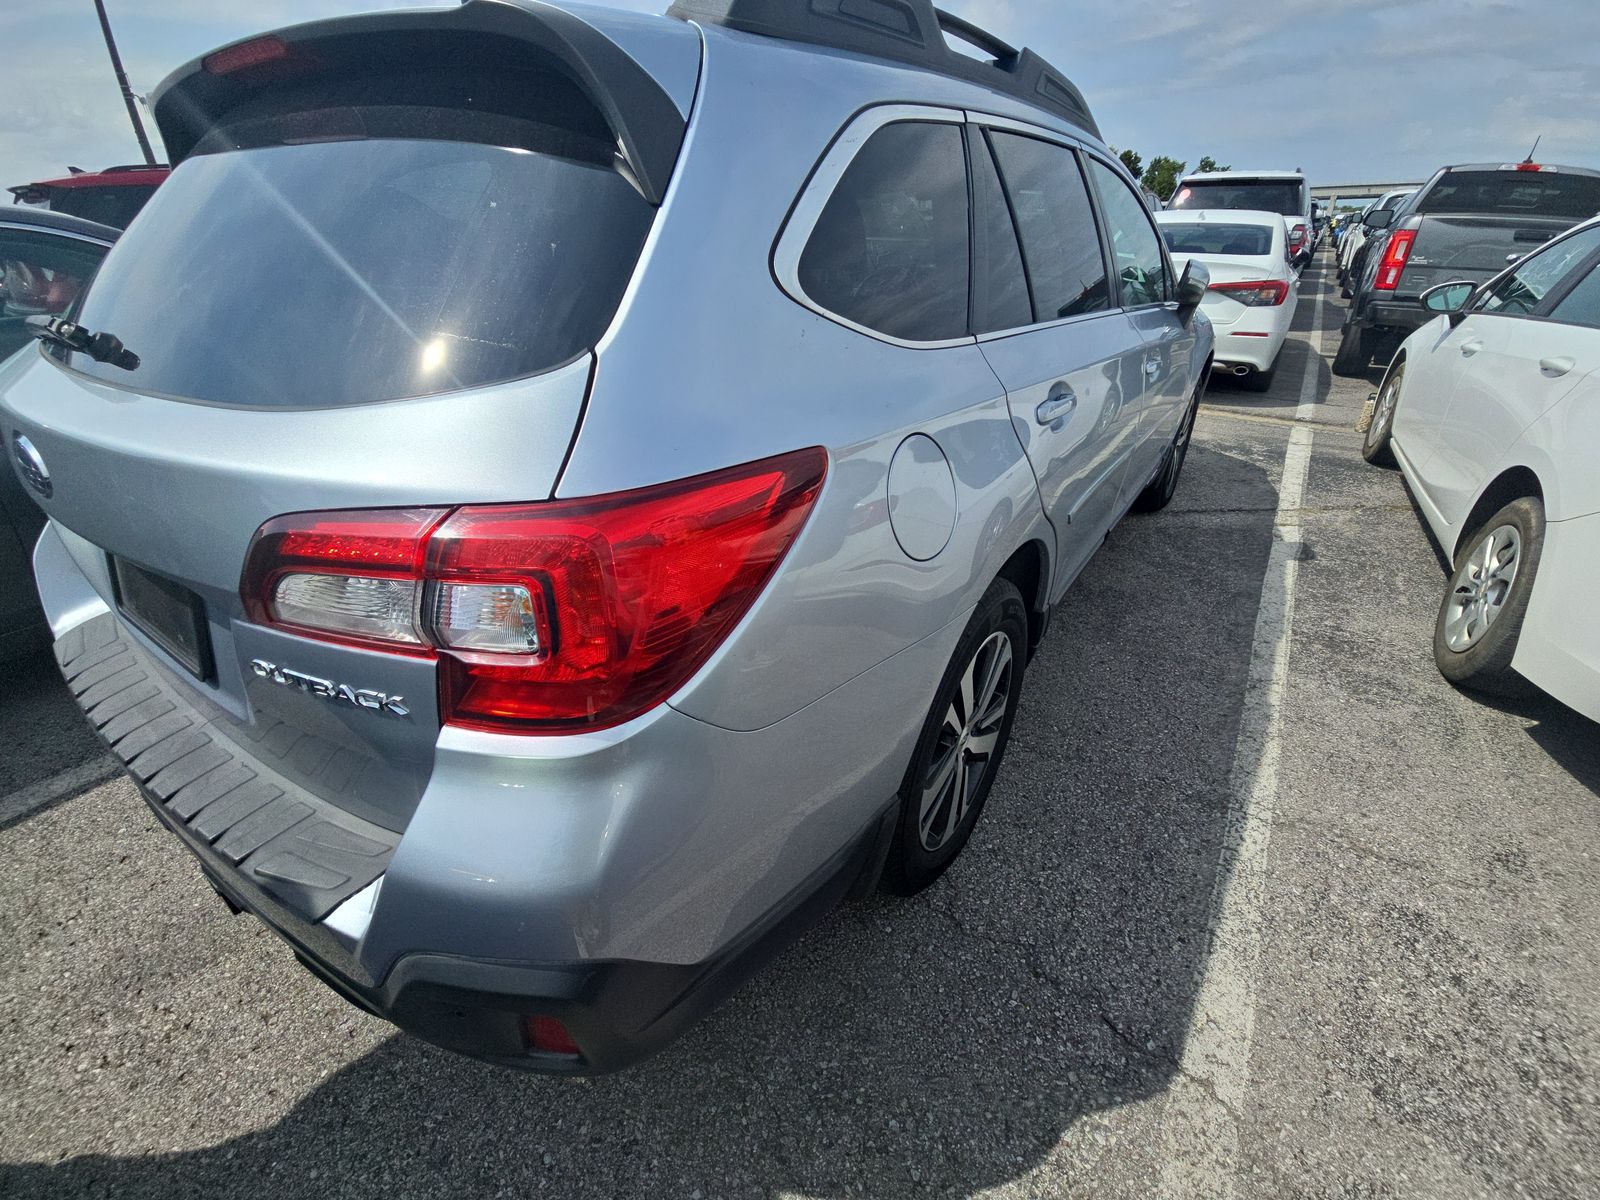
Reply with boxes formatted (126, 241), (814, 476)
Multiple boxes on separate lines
(1460, 339), (1484, 356)
(1036, 385), (1078, 425)
(1539, 356), (1576, 377)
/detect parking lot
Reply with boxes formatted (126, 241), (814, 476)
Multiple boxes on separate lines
(1, 254), (1596, 1198)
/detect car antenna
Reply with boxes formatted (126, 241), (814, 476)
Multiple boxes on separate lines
(1523, 135), (1542, 164)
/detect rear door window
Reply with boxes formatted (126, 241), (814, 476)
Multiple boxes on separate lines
(986, 131), (1109, 322)
(0, 228), (111, 361)
(968, 134), (1033, 334)
(1085, 159), (1170, 308)
(798, 121), (970, 343)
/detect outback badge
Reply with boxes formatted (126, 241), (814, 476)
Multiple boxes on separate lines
(250, 659), (410, 717)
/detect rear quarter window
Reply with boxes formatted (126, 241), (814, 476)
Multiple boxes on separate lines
(796, 121), (970, 343)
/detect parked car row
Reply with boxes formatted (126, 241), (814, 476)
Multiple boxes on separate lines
(1334, 161), (1600, 375)
(0, 0), (1215, 1073)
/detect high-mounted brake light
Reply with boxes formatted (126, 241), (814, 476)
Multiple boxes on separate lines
(240, 449), (829, 733)
(203, 36), (289, 76)
(1374, 228), (1417, 290)
(1208, 279), (1289, 306)
(1515, 162), (1544, 172)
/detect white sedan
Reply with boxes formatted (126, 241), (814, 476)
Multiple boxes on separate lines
(1155, 209), (1298, 392)
(1363, 214), (1600, 717)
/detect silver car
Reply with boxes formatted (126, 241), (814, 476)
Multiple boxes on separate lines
(0, 0), (1212, 1071)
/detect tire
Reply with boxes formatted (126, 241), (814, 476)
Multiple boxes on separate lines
(1131, 387), (1200, 513)
(1331, 321), (1372, 376)
(882, 577), (1028, 895)
(1432, 497), (1544, 698)
(1361, 359), (1403, 466)
(1241, 359), (1276, 393)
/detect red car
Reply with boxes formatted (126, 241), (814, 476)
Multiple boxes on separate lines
(7, 163), (170, 229)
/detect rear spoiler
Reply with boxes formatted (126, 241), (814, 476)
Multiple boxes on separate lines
(148, 0), (686, 205)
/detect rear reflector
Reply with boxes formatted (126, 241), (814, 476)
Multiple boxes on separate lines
(202, 36), (289, 75)
(522, 1015), (580, 1057)
(1208, 279), (1289, 306)
(240, 449), (828, 733)
(1374, 229), (1417, 290)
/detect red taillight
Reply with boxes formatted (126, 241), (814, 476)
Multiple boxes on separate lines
(202, 36), (289, 75)
(522, 1015), (580, 1057)
(1289, 223), (1307, 246)
(1208, 279), (1289, 306)
(240, 449), (828, 733)
(1374, 229), (1417, 290)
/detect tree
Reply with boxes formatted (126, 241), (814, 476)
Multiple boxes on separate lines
(1141, 156), (1187, 201)
(1118, 148), (1143, 179)
(1196, 155), (1231, 174)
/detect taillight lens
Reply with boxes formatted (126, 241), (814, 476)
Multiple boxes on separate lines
(1208, 279), (1289, 306)
(1289, 223), (1307, 246)
(1374, 229), (1417, 290)
(240, 449), (828, 733)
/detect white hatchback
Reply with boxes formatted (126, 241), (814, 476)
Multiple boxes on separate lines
(1362, 215), (1600, 717)
(1156, 209), (1298, 391)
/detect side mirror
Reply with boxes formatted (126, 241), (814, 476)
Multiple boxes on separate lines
(1175, 260), (1210, 317)
(1364, 208), (1395, 231)
(1421, 280), (1476, 325)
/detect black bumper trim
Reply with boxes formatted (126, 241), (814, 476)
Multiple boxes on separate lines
(57, 613), (398, 923)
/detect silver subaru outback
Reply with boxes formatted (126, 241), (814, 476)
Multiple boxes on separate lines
(1, 0), (1212, 1071)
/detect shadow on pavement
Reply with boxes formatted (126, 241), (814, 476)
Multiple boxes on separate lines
(0, 444), (1281, 1198)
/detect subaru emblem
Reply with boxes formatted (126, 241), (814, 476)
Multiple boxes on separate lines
(11, 432), (51, 499)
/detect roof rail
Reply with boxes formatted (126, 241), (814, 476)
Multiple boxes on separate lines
(665, 0), (1099, 138)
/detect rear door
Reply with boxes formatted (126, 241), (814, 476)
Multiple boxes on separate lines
(1083, 155), (1194, 493)
(1427, 223), (1600, 522)
(972, 123), (1144, 596)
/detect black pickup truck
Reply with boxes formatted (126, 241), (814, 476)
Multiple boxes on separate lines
(1333, 162), (1600, 375)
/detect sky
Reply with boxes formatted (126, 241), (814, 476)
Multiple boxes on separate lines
(5, 0), (1598, 193)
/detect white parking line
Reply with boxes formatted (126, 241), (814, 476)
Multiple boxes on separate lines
(0, 757), (118, 828)
(1156, 263), (1327, 1197)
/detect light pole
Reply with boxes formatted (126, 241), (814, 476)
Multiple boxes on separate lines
(91, 0), (157, 167)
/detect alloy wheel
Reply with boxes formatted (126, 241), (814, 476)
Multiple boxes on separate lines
(1443, 524), (1521, 652)
(918, 630), (1014, 851)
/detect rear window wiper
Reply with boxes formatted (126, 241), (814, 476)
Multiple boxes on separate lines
(27, 315), (140, 371)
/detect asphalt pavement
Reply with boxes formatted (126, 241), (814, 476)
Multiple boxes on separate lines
(1, 253), (1596, 1199)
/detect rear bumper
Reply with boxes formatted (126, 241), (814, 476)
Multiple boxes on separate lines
(1353, 297), (1432, 334)
(37, 521), (937, 1072)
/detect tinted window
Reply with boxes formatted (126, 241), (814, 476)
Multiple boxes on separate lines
(1168, 179), (1304, 217)
(48, 185), (159, 230)
(1159, 223), (1274, 257)
(1479, 224), (1600, 316)
(969, 137), (1033, 333)
(58, 137), (653, 406)
(1086, 159), (1169, 307)
(0, 229), (111, 361)
(799, 122), (970, 342)
(1417, 171), (1600, 221)
(987, 132), (1108, 321)
(1551, 262), (1600, 329)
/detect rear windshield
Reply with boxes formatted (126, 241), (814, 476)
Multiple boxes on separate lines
(57, 138), (653, 406)
(1168, 180), (1304, 217)
(1417, 170), (1600, 221)
(46, 184), (158, 230)
(1159, 223), (1274, 257)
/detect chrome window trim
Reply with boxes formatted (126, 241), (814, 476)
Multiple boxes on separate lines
(773, 103), (976, 352)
